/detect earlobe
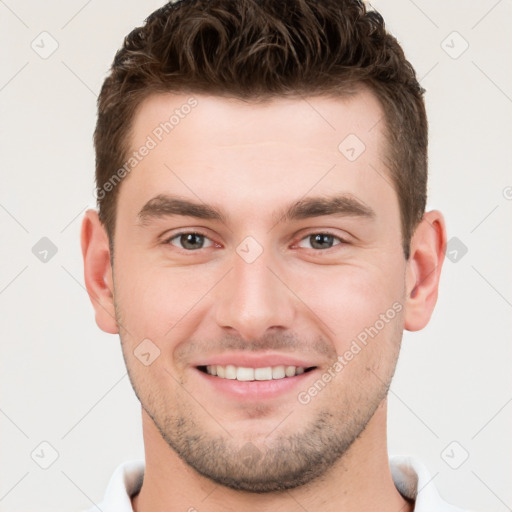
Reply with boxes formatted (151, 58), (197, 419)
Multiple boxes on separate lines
(404, 210), (447, 332)
(81, 209), (119, 334)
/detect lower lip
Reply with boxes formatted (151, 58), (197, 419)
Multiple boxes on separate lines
(194, 368), (317, 401)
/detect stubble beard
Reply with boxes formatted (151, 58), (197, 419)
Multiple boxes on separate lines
(125, 359), (396, 493)
(115, 297), (402, 493)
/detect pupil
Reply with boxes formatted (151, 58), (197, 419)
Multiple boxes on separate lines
(182, 233), (203, 249)
(311, 234), (333, 249)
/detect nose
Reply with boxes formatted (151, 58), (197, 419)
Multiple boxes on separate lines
(212, 245), (296, 342)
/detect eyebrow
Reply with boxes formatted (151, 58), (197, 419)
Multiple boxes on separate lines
(137, 193), (375, 226)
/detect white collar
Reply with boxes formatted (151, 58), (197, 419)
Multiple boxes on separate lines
(92, 456), (469, 512)
(389, 456), (469, 511)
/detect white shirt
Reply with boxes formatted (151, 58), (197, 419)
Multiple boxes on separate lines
(87, 456), (470, 511)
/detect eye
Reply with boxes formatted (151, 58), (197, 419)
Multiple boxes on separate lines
(163, 231), (215, 251)
(162, 230), (347, 252)
(296, 232), (347, 250)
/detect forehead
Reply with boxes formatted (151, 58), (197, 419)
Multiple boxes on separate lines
(131, 89), (385, 153)
(118, 90), (396, 232)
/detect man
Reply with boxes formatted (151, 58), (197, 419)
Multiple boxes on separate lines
(81, 0), (468, 510)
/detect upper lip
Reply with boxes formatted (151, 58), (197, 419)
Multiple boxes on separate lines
(192, 352), (319, 369)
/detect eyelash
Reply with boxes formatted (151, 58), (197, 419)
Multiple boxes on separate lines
(161, 230), (348, 252)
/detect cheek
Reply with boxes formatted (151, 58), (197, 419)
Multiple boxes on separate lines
(114, 258), (217, 341)
(293, 262), (404, 349)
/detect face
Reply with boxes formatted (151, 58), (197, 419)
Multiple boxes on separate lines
(110, 91), (408, 491)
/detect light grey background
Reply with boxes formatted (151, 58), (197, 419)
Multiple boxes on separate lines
(1, 1), (511, 511)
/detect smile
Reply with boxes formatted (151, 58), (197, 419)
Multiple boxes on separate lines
(198, 364), (316, 381)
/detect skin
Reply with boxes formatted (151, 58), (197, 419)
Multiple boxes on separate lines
(81, 89), (446, 512)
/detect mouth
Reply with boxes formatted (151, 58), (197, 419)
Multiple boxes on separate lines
(192, 354), (322, 401)
(196, 364), (317, 381)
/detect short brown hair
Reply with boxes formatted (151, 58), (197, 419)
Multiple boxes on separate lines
(94, 0), (427, 259)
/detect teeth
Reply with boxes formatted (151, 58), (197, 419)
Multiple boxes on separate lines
(225, 365), (237, 380)
(204, 364), (309, 381)
(272, 365), (285, 379)
(237, 367), (254, 381)
(254, 367), (272, 380)
(285, 365), (296, 377)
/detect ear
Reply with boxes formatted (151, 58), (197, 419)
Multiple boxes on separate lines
(404, 210), (447, 331)
(80, 209), (118, 334)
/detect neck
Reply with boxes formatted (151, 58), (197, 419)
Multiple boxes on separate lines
(132, 400), (412, 512)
